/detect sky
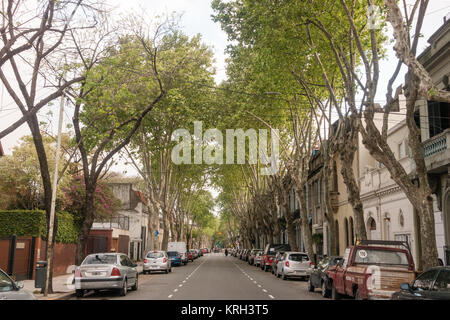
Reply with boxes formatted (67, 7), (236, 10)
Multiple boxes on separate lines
(1, 0), (450, 181)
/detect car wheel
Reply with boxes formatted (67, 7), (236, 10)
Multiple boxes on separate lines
(120, 279), (128, 296)
(331, 283), (341, 300)
(308, 278), (315, 292)
(322, 281), (330, 298)
(143, 270), (147, 275)
(169, 268), (172, 273)
(131, 276), (138, 291)
(76, 289), (84, 298)
(165, 269), (169, 274)
(282, 271), (287, 280)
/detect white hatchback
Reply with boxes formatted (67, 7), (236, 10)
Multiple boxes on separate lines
(143, 251), (172, 274)
(276, 252), (311, 280)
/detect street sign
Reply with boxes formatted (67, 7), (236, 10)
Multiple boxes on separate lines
(155, 230), (159, 237)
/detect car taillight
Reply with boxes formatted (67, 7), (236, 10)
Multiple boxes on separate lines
(75, 268), (82, 278)
(309, 262), (312, 267)
(111, 267), (121, 276)
(178, 255), (181, 259)
(285, 261), (290, 267)
(144, 259), (147, 263)
(163, 258), (167, 263)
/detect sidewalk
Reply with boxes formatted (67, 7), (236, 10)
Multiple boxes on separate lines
(22, 262), (144, 300)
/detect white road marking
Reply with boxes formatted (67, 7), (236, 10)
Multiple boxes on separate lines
(258, 285), (262, 288)
(268, 295), (275, 299)
(263, 289), (268, 293)
(168, 295), (173, 298)
(174, 289), (178, 292)
(179, 284), (183, 287)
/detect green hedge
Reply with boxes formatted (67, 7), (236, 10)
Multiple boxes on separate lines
(0, 210), (80, 244)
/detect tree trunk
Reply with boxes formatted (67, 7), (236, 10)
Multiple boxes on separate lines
(75, 189), (96, 265)
(280, 192), (299, 251)
(28, 115), (56, 293)
(322, 158), (338, 256)
(296, 188), (314, 258)
(337, 119), (367, 241)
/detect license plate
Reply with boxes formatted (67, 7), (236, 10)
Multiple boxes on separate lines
(90, 272), (104, 276)
(151, 265), (158, 268)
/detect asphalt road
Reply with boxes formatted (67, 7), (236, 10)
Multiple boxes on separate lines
(71, 253), (326, 300)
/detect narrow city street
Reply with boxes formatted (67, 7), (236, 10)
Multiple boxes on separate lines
(70, 253), (325, 300)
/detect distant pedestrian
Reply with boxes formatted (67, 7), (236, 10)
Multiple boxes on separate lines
(225, 249), (228, 257)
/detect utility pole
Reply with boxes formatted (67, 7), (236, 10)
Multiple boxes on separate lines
(44, 93), (65, 296)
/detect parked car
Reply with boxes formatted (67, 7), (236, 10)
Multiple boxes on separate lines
(308, 256), (343, 298)
(167, 251), (182, 266)
(143, 250), (171, 274)
(254, 252), (263, 267)
(187, 251), (194, 262)
(242, 249), (250, 261)
(391, 267), (450, 300)
(74, 253), (138, 297)
(275, 252), (311, 280)
(248, 249), (262, 265)
(198, 249), (203, 257)
(272, 251), (287, 276)
(261, 244), (291, 272)
(168, 242), (188, 265)
(328, 240), (415, 300)
(0, 268), (36, 300)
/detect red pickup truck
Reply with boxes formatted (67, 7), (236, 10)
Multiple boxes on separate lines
(327, 240), (416, 300)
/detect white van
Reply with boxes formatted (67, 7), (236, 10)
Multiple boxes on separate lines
(167, 242), (188, 265)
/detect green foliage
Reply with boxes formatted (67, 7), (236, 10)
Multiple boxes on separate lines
(0, 210), (80, 244)
(0, 135), (73, 211)
(0, 210), (46, 238)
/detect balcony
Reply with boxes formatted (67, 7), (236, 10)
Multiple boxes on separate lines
(93, 215), (130, 231)
(423, 128), (450, 174)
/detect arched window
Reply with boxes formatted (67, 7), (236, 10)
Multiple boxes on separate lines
(367, 217), (377, 240)
(344, 218), (349, 247)
(349, 217), (355, 245)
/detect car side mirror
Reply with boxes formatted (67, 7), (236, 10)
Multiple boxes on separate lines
(15, 281), (24, 290)
(400, 283), (412, 291)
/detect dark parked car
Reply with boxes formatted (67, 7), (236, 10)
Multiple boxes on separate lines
(308, 256), (343, 298)
(242, 249), (251, 262)
(391, 267), (450, 300)
(271, 251), (286, 276)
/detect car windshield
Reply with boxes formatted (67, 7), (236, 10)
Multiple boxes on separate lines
(289, 254), (309, 262)
(167, 251), (178, 257)
(83, 254), (117, 265)
(354, 249), (409, 265)
(0, 271), (14, 292)
(147, 252), (164, 259)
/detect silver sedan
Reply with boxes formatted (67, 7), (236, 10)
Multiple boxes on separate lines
(0, 269), (36, 300)
(74, 253), (138, 297)
(143, 250), (171, 274)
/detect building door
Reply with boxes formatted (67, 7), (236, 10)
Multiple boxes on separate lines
(12, 238), (32, 281)
(118, 235), (130, 255)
